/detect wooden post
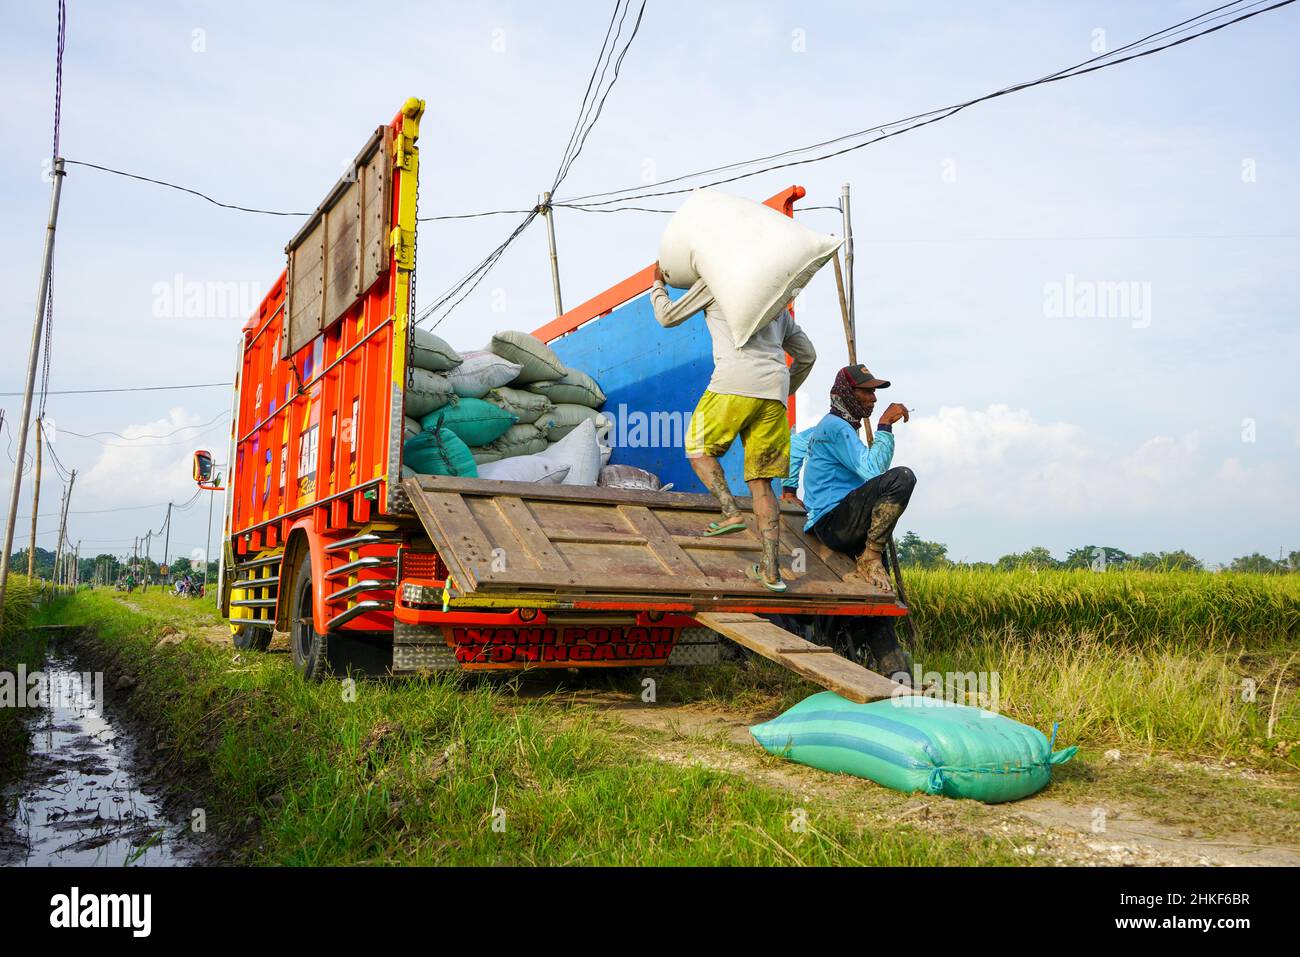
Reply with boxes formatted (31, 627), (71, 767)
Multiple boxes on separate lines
(541, 191), (564, 318)
(27, 418), (42, 578)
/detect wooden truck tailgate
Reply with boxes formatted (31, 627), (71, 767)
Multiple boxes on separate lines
(402, 475), (901, 613)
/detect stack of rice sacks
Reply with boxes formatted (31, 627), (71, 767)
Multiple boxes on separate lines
(401, 328), (612, 486)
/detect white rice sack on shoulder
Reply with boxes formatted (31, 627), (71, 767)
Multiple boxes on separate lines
(658, 189), (842, 348)
(531, 368), (606, 408)
(410, 328), (462, 372)
(448, 351), (522, 399)
(489, 331), (566, 385)
(477, 453), (571, 485)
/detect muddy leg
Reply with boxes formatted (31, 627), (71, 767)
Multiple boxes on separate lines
(747, 479), (782, 585)
(690, 455), (740, 522)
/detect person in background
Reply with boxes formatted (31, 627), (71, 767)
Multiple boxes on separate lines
(650, 265), (815, 592)
(794, 363), (915, 591)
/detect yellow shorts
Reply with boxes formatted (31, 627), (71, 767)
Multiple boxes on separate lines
(685, 391), (791, 481)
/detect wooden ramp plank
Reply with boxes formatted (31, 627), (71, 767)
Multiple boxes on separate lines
(696, 612), (912, 704)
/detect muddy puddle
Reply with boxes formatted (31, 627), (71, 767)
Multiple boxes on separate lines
(1, 651), (197, 867)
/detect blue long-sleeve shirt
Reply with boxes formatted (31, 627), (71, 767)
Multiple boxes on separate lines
(789, 415), (894, 531)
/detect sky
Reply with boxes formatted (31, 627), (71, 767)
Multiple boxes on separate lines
(1, 0), (1297, 568)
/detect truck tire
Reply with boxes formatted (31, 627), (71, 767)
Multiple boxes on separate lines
(289, 553), (332, 679)
(232, 623), (271, 652)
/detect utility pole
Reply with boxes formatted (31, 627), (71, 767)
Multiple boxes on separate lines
(161, 501), (172, 586)
(204, 487), (217, 594)
(53, 471), (74, 593)
(144, 530), (152, 591)
(540, 191), (564, 318)
(0, 158), (66, 614)
(27, 418), (43, 578)
(72, 540), (80, 589)
(840, 182), (856, 352)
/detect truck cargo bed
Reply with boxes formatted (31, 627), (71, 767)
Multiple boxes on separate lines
(403, 475), (904, 616)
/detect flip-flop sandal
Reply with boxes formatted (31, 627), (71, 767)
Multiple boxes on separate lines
(703, 518), (747, 537)
(745, 563), (788, 593)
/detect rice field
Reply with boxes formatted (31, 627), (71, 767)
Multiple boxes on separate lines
(903, 567), (1299, 648)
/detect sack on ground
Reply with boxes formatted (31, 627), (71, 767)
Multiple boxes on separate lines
(489, 331), (566, 384)
(405, 368), (455, 418)
(410, 328), (462, 372)
(483, 386), (553, 425)
(447, 350), (521, 398)
(658, 189), (843, 347)
(599, 464), (666, 491)
(477, 453), (571, 485)
(481, 423), (548, 459)
(403, 424), (478, 478)
(423, 396), (516, 447)
(539, 404), (611, 442)
(539, 417), (601, 486)
(531, 368), (605, 408)
(750, 691), (1078, 804)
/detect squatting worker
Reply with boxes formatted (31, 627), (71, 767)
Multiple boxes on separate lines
(650, 264), (816, 593)
(788, 364), (915, 593)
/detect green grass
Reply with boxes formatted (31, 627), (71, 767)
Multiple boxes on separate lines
(35, 589), (1020, 866)
(0, 574), (49, 789)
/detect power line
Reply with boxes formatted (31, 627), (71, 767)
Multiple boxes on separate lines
(56, 408), (229, 444)
(555, 0), (1295, 209)
(0, 381), (228, 397)
(413, 0), (649, 329)
(63, 159), (311, 217)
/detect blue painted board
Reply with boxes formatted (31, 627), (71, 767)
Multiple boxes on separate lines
(548, 288), (748, 495)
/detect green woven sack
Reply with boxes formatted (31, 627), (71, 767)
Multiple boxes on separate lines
(531, 368), (606, 408)
(750, 691), (1077, 803)
(422, 396), (516, 447)
(403, 423), (478, 478)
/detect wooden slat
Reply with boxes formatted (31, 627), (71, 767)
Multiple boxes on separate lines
(493, 496), (567, 570)
(617, 504), (698, 576)
(696, 612), (911, 704)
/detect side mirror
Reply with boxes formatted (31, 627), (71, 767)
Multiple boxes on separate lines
(193, 450), (214, 484)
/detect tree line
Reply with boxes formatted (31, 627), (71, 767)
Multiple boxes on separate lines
(894, 532), (1299, 574)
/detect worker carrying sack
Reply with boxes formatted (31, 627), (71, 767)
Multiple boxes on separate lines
(750, 691), (1077, 804)
(658, 189), (843, 348)
(423, 396), (517, 447)
(403, 419), (478, 478)
(410, 328), (462, 372)
(447, 351), (522, 399)
(489, 331), (566, 385)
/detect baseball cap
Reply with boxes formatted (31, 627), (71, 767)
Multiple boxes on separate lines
(842, 364), (890, 389)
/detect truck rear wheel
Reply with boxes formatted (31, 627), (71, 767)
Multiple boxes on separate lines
(289, 553), (332, 679)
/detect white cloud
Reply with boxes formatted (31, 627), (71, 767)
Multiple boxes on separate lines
(77, 407), (223, 509)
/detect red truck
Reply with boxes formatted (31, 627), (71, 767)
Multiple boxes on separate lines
(196, 99), (908, 700)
